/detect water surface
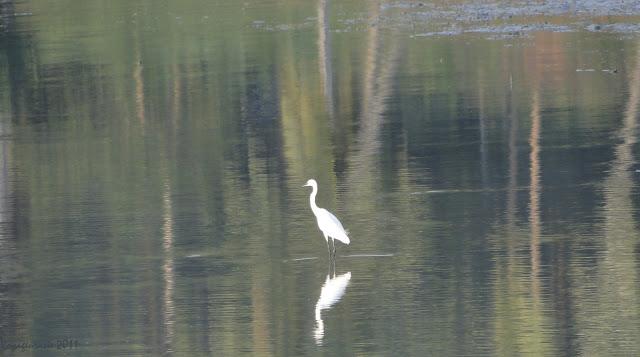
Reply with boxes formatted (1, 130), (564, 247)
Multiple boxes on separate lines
(1, 0), (640, 355)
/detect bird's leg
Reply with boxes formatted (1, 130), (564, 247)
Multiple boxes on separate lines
(328, 238), (336, 261)
(324, 234), (331, 257)
(331, 238), (336, 258)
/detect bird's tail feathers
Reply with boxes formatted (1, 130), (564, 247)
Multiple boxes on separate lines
(338, 234), (350, 245)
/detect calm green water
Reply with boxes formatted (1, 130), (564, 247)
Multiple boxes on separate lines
(2, 0), (640, 356)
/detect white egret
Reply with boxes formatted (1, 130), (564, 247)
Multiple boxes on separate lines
(303, 179), (350, 257)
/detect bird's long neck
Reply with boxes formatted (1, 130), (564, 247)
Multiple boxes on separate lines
(309, 184), (320, 214)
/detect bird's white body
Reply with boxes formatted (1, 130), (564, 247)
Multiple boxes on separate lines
(304, 179), (350, 251)
(313, 208), (350, 244)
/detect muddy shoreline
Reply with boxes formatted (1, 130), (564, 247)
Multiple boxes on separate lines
(379, 1), (640, 37)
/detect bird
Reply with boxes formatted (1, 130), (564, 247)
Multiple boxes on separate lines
(303, 179), (350, 258)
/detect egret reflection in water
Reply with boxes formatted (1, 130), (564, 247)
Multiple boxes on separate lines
(314, 270), (352, 345)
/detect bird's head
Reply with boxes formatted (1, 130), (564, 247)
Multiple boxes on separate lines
(303, 179), (317, 188)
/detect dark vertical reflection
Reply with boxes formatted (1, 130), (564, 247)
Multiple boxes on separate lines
(506, 73), (519, 228)
(0, 88), (18, 340)
(2, 5), (45, 124)
(493, 63), (521, 357)
(478, 72), (489, 189)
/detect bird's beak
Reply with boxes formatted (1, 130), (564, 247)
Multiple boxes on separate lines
(302, 184), (309, 187)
